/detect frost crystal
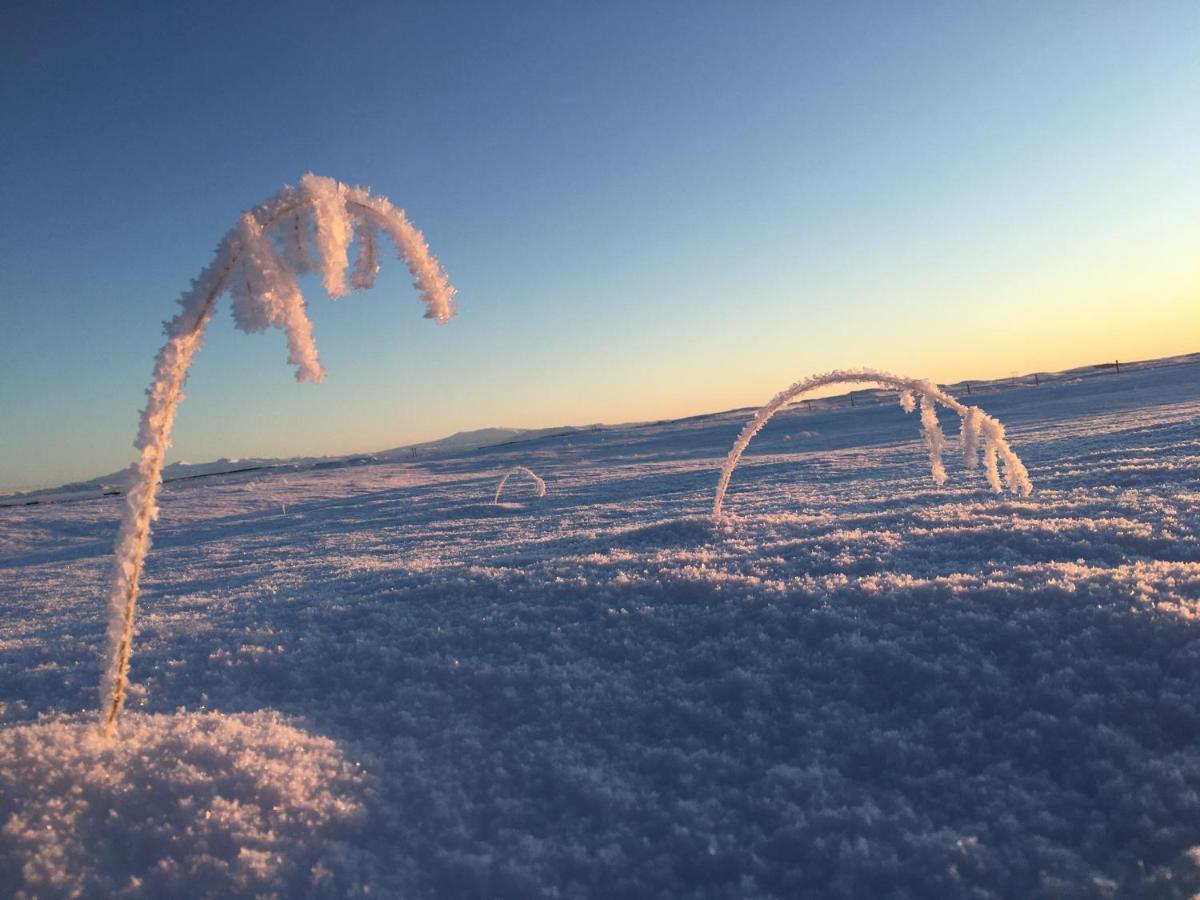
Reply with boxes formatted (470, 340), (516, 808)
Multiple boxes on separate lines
(494, 466), (547, 504)
(100, 174), (457, 736)
(713, 369), (1032, 518)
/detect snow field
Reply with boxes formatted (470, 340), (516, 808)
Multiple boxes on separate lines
(1, 360), (1198, 897)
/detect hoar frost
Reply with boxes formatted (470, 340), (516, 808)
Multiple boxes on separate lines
(494, 466), (547, 505)
(713, 369), (1032, 518)
(100, 174), (456, 736)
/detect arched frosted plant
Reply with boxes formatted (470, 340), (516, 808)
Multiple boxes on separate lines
(493, 466), (547, 505)
(100, 174), (456, 737)
(712, 369), (1032, 518)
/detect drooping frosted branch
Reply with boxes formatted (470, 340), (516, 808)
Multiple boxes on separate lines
(959, 406), (983, 470)
(278, 210), (313, 274)
(346, 186), (456, 322)
(493, 466), (547, 505)
(350, 210), (381, 291)
(301, 174), (354, 298)
(918, 389), (947, 485)
(231, 213), (324, 383)
(711, 369), (1032, 518)
(100, 174), (457, 736)
(100, 240), (235, 737)
(982, 441), (1002, 492)
(980, 413), (1028, 494)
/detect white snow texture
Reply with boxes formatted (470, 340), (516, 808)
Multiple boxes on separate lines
(2, 358), (1199, 897)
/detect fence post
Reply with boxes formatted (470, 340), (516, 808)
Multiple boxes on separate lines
(1034, 373), (1039, 385)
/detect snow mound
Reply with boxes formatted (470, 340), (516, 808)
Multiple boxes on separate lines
(0, 710), (372, 898)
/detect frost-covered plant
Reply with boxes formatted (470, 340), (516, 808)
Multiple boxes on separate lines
(713, 369), (1032, 518)
(493, 466), (547, 505)
(100, 174), (456, 737)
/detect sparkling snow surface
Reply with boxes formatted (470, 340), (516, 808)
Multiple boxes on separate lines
(2, 363), (1199, 898)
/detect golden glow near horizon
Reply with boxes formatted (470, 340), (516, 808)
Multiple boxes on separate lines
(3, 2), (1198, 493)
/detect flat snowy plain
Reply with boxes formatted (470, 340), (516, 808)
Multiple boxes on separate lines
(2, 358), (1199, 898)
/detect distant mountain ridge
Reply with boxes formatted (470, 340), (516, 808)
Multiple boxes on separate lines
(0, 426), (590, 506)
(376, 425), (591, 458)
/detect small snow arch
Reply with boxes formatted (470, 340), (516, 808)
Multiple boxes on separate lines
(493, 466), (547, 505)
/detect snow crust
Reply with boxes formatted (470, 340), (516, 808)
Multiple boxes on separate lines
(0, 711), (371, 897)
(2, 360), (1199, 896)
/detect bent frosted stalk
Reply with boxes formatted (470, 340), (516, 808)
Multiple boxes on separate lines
(493, 466), (547, 505)
(712, 369), (1031, 519)
(100, 174), (456, 737)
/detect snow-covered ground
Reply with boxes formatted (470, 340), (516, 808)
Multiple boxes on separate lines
(2, 360), (1199, 898)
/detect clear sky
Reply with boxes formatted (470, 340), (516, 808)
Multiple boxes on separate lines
(1, 0), (1197, 491)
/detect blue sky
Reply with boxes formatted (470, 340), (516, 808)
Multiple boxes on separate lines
(1, 0), (1197, 490)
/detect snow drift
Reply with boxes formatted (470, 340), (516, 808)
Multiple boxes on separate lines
(0, 711), (371, 896)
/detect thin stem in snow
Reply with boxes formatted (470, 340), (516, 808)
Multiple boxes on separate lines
(493, 466), (547, 505)
(712, 369), (1032, 519)
(100, 175), (456, 737)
